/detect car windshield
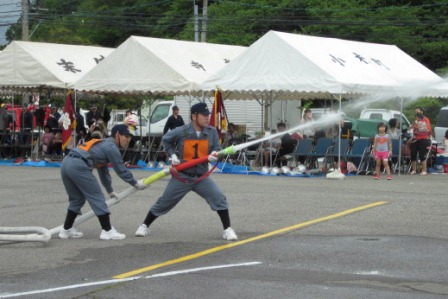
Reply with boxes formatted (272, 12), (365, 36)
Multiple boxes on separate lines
(151, 104), (171, 123)
(436, 110), (448, 127)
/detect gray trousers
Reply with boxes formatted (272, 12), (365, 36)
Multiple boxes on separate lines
(150, 174), (228, 217)
(61, 156), (109, 216)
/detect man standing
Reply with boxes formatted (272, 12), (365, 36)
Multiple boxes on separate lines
(135, 102), (238, 241)
(75, 107), (85, 133)
(163, 105), (185, 134)
(59, 124), (148, 240)
(47, 106), (61, 133)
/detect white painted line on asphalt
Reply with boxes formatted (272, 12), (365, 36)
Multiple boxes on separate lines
(355, 270), (380, 275)
(0, 262), (262, 298)
(115, 201), (388, 279)
(0, 277), (141, 299)
(146, 261), (262, 278)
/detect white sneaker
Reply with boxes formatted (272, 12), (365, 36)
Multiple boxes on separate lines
(135, 224), (150, 237)
(223, 227), (238, 241)
(100, 227), (126, 240)
(59, 228), (83, 239)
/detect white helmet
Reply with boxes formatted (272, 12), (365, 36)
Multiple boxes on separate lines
(297, 164), (306, 173)
(261, 166), (270, 174)
(281, 166), (290, 174)
(270, 167), (280, 175)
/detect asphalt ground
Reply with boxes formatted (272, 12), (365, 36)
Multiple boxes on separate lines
(0, 166), (447, 299)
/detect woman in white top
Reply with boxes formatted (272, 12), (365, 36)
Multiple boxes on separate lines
(299, 108), (315, 139)
(388, 118), (400, 140)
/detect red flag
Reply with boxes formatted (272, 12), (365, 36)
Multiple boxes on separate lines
(210, 89), (228, 141)
(61, 91), (77, 150)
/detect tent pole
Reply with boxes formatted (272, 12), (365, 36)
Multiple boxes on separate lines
(74, 89), (77, 147)
(338, 93), (342, 170)
(269, 90), (273, 167)
(398, 97), (403, 176)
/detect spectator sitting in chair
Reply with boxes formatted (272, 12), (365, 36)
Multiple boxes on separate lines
(276, 122), (297, 166)
(257, 129), (281, 167)
(222, 123), (240, 147)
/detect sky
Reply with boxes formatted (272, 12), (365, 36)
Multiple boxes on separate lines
(0, 0), (21, 46)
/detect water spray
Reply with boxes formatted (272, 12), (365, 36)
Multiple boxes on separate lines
(0, 114), (341, 243)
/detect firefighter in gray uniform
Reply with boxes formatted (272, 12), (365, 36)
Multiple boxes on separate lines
(59, 124), (147, 240)
(135, 102), (238, 241)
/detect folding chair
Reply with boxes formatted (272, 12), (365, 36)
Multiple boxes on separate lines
(222, 137), (245, 165)
(0, 131), (13, 158)
(18, 131), (34, 158)
(325, 138), (350, 169)
(252, 143), (266, 167)
(274, 138), (298, 167)
(346, 138), (372, 174)
(291, 138), (313, 167)
(306, 137), (333, 169)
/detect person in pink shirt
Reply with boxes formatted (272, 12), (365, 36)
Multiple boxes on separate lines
(372, 122), (392, 180)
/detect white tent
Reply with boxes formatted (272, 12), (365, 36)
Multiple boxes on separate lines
(0, 41), (114, 90)
(74, 36), (247, 95)
(201, 30), (446, 99)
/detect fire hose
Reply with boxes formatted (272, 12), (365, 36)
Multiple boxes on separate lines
(0, 114), (340, 243)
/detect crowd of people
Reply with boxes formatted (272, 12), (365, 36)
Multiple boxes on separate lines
(0, 101), (118, 159)
(2, 99), (447, 244)
(211, 106), (445, 179)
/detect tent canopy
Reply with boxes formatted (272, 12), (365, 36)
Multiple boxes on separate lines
(201, 31), (446, 99)
(74, 36), (247, 95)
(0, 41), (114, 90)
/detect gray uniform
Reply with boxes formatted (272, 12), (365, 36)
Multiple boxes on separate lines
(150, 124), (228, 216)
(60, 137), (137, 216)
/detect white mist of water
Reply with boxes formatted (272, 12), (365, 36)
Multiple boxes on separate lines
(345, 79), (448, 113)
(232, 113), (341, 152)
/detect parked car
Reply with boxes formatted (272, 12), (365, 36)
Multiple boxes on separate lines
(434, 106), (448, 147)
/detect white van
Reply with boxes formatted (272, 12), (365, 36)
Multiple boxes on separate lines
(149, 102), (175, 137)
(148, 97), (267, 137)
(434, 106), (448, 147)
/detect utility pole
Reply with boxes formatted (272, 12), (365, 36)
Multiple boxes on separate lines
(201, 0), (208, 43)
(21, 0), (29, 41)
(193, 1), (199, 42)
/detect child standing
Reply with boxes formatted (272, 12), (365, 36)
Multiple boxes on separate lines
(443, 129), (448, 154)
(41, 125), (54, 155)
(372, 122), (392, 180)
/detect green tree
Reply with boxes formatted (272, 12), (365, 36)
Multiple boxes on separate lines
(5, 0), (448, 73)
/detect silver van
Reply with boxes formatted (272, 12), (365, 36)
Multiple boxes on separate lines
(434, 106), (448, 147)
